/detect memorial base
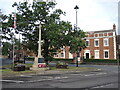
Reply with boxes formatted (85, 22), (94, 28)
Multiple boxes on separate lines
(32, 57), (49, 71)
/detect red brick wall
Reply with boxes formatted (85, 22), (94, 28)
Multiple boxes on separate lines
(80, 32), (115, 59)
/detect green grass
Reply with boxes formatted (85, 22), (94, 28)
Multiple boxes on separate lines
(49, 66), (96, 71)
(1, 63), (34, 77)
(1, 63), (33, 69)
(1, 63), (96, 77)
(2, 68), (36, 77)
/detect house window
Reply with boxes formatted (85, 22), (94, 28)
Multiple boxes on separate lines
(94, 39), (99, 47)
(86, 40), (90, 47)
(94, 50), (99, 59)
(61, 53), (64, 57)
(99, 33), (103, 37)
(94, 33), (99, 37)
(55, 54), (58, 57)
(104, 50), (109, 59)
(104, 38), (109, 46)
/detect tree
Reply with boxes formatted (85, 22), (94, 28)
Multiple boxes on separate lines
(2, 42), (12, 56)
(2, 1), (86, 64)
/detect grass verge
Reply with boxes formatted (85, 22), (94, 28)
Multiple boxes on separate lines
(49, 66), (96, 71)
(1, 64), (96, 77)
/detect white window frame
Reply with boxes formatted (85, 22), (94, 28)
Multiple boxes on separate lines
(94, 39), (99, 47)
(104, 38), (109, 46)
(104, 50), (109, 59)
(86, 40), (90, 47)
(94, 50), (99, 59)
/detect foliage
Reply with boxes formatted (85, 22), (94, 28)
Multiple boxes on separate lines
(56, 61), (68, 65)
(83, 59), (119, 63)
(2, 42), (12, 55)
(2, 1), (86, 64)
(2, 39), (22, 56)
(51, 58), (73, 61)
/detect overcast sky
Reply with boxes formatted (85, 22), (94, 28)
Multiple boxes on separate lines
(0, 0), (119, 33)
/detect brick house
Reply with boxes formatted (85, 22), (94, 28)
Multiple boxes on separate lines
(54, 24), (117, 60)
(116, 35), (120, 59)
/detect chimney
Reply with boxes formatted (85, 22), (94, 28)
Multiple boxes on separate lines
(113, 24), (116, 30)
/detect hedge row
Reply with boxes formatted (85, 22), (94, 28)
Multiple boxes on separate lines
(25, 57), (73, 61)
(51, 58), (73, 61)
(83, 59), (119, 63)
(25, 57), (119, 64)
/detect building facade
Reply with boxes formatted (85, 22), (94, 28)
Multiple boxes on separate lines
(81, 24), (116, 60)
(54, 24), (117, 60)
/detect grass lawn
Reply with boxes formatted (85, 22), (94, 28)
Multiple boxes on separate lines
(1, 64), (96, 77)
(49, 66), (96, 71)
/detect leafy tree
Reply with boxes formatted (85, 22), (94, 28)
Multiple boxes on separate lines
(1, 39), (22, 56)
(2, 42), (12, 56)
(2, 1), (86, 64)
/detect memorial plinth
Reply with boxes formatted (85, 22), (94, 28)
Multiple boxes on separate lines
(31, 57), (49, 71)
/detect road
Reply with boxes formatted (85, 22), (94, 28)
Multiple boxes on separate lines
(0, 57), (33, 66)
(1, 65), (119, 89)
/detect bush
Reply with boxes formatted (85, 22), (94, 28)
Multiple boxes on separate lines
(83, 59), (119, 64)
(56, 61), (68, 69)
(13, 64), (26, 71)
(24, 57), (34, 61)
(49, 58), (73, 64)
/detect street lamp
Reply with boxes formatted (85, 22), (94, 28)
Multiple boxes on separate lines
(74, 5), (79, 67)
(74, 5), (79, 30)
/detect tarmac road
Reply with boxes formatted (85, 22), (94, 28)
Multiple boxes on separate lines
(1, 65), (119, 89)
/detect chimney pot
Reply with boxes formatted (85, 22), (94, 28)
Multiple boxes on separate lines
(113, 24), (116, 30)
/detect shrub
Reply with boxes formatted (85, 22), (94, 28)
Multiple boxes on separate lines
(56, 61), (68, 69)
(83, 59), (119, 64)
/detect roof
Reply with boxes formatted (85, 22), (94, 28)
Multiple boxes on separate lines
(86, 29), (115, 34)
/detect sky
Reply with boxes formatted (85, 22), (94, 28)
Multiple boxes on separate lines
(0, 0), (119, 34)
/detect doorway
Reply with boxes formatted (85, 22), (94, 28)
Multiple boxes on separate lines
(86, 53), (89, 59)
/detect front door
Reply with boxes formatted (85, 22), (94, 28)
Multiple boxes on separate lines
(86, 53), (89, 59)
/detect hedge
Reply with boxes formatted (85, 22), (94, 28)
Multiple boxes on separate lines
(24, 57), (73, 62)
(83, 59), (119, 63)
(51, 58), (73, 61)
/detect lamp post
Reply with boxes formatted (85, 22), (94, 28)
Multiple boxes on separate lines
(74, 5), (79, 67)
(11, 32), (15, 69)
(74, 5), (79, 30)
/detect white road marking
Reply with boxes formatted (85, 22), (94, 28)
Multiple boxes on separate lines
(69, 72), (107, 77)
(95, 73), (107, 75)
(28, 78), (53, 83)
(0, 80), (24, 83)
(91, 83), (113, 88)
(97, 69), (102, 71)
(54, 77), (68, 79)
(69, 74), (83, 75)
(19, 75), (32, 77)
(84, 74), (95, 76)
(27, 76), (68, 83)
